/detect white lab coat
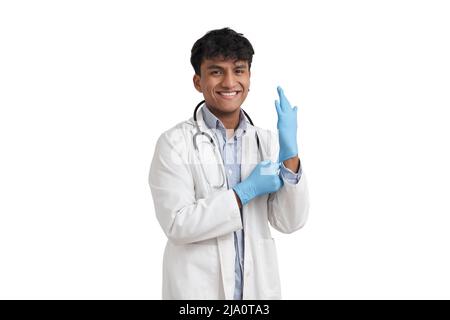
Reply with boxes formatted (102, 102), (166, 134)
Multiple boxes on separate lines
(148, 109), (309, 299)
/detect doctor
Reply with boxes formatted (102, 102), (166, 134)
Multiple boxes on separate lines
(149, 27), (309, 300)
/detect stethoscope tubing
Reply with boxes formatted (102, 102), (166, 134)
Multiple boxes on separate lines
(192, 101), (263, 189)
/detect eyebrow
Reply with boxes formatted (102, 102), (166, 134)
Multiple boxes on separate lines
(235, 64), (247, 69)
(206, 64), (248, 70)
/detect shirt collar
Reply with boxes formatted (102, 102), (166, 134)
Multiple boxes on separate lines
(201, 104), (247, 139)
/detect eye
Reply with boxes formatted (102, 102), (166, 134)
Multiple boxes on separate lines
(235, 69), (245, 74)
(211, 70), (223, 75)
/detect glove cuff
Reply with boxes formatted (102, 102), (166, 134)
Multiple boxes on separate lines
(279, 150), (298, 162)
(232, 182), (253, 206)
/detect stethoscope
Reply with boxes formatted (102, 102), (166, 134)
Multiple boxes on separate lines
(193, 100), (263, 189)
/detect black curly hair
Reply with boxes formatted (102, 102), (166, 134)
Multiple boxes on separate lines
(190, 27), (255, 75)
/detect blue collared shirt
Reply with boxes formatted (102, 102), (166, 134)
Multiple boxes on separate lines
(201, 105), (302, 300)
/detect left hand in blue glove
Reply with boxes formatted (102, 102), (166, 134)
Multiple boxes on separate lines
(232, 160), (284, 206)
(275, 86), (298, 162)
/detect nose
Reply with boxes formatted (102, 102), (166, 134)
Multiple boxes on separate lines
(221, 71), (237, 88)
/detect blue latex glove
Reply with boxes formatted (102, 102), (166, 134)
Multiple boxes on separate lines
(233, 160), (284, 206)
(275, 86), (298, 162)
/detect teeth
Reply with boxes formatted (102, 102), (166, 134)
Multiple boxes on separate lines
(219, 91), (238, 96)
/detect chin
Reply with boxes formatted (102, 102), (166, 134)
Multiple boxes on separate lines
(220, 101), (242, 109)
(217, 104), (242, 114)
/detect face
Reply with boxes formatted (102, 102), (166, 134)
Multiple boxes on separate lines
(193, 57), (250, 116)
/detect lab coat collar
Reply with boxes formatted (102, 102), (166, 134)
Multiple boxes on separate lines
(201, 104), (248, 140)
(192, 105), (256, 138)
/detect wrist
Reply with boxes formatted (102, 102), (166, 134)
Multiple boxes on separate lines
(232, 184), (247, 206)
(278, 136), (298, 162)
(232, 181), (254, 206)
(283, 157), (300, 173)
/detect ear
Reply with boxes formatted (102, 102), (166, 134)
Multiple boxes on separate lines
(193, 74), (202, 93)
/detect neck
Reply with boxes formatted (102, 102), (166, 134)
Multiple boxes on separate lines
(220, 113), (240, 130)
(206, 106), (241, 130)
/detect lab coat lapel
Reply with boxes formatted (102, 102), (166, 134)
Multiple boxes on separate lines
(240, 125), (260, 233)
(193, 110), (237, 299)
(241, 126), (260, 180)
(193, 110), (227, 191)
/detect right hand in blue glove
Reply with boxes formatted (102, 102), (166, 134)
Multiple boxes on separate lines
(275, 86), (298, 162)
(232, 160), (284, 206)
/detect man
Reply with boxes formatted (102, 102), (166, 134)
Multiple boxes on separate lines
(148, 27), (309, 300)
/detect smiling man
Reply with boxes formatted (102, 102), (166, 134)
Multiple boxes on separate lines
(193, 57), (249, 131)
(149, 28), (309, 300)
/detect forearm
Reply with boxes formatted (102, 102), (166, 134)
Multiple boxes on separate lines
(283, 156), (300, 173)
(155, 189), (243, 244)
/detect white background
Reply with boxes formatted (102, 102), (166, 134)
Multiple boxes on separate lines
(1, 0), (450, 299)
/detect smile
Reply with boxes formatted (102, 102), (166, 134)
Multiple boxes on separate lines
(217, 91), (241, 99)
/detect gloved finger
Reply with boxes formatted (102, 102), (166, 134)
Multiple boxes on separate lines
(259, 161), (278, 174)
(276, 86), (285, 111)
(275, 164), (282, 176)
(268, 161), (282, 174)
(260, 163), (276, 176)
(258, 160), (272, 176)
(274, 100), (281, 114)
(277, 86), (290, 110)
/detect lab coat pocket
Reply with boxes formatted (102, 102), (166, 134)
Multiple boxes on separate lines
(165, 240), (220, 299)
(255, 238), (282, 299)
